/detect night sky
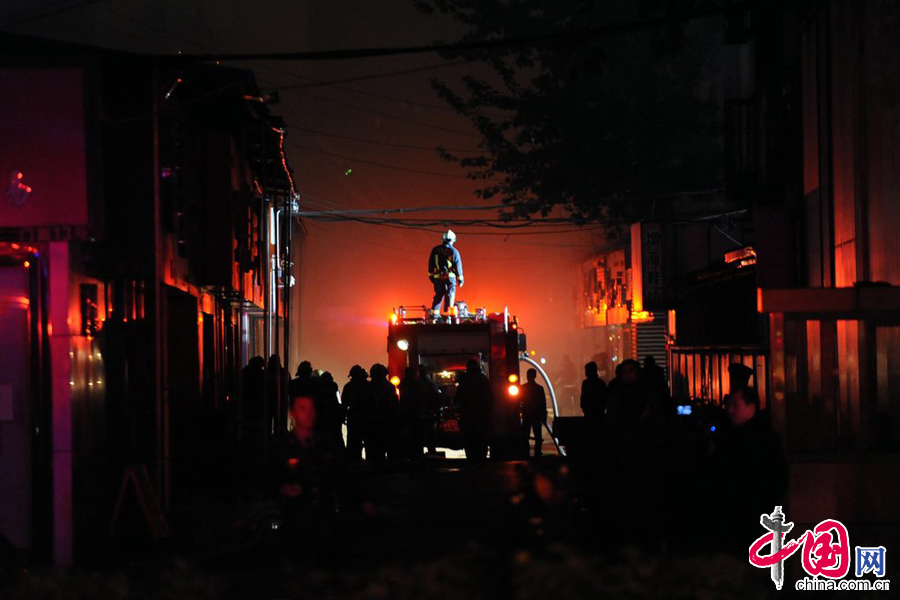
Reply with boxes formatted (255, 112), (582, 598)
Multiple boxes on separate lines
(3, 0), (598, 382)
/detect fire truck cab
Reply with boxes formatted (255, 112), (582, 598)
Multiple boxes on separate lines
(387, 305), (525, 457)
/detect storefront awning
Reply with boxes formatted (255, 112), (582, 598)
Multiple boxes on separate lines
(758, 285), (900, 321)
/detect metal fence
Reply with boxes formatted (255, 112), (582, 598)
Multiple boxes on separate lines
(669, 345), (768, 407)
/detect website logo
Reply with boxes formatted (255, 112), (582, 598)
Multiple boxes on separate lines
(749, 506), (890, 592)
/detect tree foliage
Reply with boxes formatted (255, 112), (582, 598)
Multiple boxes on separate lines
(416, 0), (726, 223)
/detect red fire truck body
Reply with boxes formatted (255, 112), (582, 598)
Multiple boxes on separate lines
(386, 307), (524, 455)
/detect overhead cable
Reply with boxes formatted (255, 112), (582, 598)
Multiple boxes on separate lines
(166, 3), (747, 62)
(287, 142), (479, 179)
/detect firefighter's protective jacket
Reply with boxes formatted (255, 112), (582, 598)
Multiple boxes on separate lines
(428, 242), (464, 281)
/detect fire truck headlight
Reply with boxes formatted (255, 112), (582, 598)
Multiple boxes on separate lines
(508, 385), (519, 397)
(508, 374), (518, 383)
(396, 339), (409, 351)
(390, 376), (401, 386)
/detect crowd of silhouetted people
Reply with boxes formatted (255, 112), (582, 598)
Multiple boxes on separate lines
(569, 356), (788, 553)
(236, 354), (524, 560)
(236, 353), (788, 557)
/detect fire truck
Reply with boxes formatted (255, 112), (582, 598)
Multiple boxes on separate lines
(386, 305), (527, 457)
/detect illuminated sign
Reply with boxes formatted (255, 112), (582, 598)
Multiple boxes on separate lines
(631, 222), (667, 312)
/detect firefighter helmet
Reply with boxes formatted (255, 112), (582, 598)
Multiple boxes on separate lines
(442, 229), (457, 243)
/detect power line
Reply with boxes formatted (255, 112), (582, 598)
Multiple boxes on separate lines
(286, 141), (477, 179)
(303, 211), (604, 231)
(296, 90), (480, 137)
(256, 60), (507, 117)
(296, 194), (596, 245)
(304, 218), (583, 259)
(167, 4), (743, 62)
(304, 77), (483, 114)
(273, 59), (475, 90)
(95, 4), (223, 53)
(2, 0), (105, 25)
(328, 218), (606, 236)
(296, 203), (509, 216)
(12, 4), (501, 123)
(312, 213), (588, 229)
(293, 127), (483, 153)
(298, 195), (350, 212)
(89, 8), (482, 136)
(80, 2), (482, 118)
(317, 217), (581, 227)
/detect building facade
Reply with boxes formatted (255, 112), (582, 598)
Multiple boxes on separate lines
(752, 0), (900, 546)
(0, 37), (301, 564)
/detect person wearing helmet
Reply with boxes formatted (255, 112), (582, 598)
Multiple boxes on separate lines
(428, 229), (464, 318)
(342, 365), (371, 461)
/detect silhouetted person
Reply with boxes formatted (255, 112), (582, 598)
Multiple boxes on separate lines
(238, 356), (266, 494)
(428, 229), (464, 319)
(580, 361), (608, 421)
(398, 366), (423, 458)
(711, 386), (788, 553)
(271, 393), (344, 560)
(368, 363), (398, 462)
(728, 362), (754, 390)
(241, 356), (266, 424)
(605, 359), (667, 543)
(291, 360), (318, 399)
(342, 365), (372, 461)
(607, 362), (625, 396)
(643, 355), (668, 399)
(267, 354), (291, 433)
(315, 371), (343, 449)
(520, 368), (548, 458)
(555, 354), (578, 414)
(455, 359), (493, 463)
(417, 365), (442, 455)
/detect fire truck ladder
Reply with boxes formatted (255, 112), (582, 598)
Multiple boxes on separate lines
(518, 353), (566, 457)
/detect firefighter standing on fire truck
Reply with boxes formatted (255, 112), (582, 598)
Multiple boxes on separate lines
(428, 229), (464, 318)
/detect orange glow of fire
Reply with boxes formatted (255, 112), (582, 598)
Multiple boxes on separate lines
(631, 310), (653, 323)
